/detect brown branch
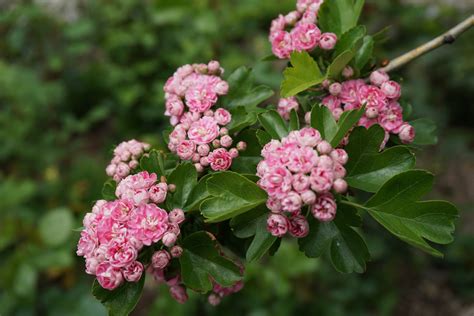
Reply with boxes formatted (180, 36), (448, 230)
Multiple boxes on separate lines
(379, 15), (474, 73)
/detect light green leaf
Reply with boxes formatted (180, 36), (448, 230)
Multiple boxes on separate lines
(258, 110), (289, 140)
(363, 170), (458, 257)
(298, 204), (369, 273)
(200, 172), (267, 223)
(310, 105), (338, 141)
(167, 162), (197, 209)
(281, 51), (325, 97)
(39, 208), (74, 246)
(345, 125), (415, 192)
(180, 232), (242, 292)
(92, 275), (145, 316)
(318, 0), (365, 36)
(327, 50), (356, 79)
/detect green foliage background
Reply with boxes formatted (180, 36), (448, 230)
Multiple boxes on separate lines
(0, 0), (473, 315)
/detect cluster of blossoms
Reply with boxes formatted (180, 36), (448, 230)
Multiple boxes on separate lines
(256, 128), (349, 237)
(277, 97), (300, 120)
(269, 0), (337, 59)
(322, 70), (415, 146)
(76, 171), (184, 291)
(165, 61), (246, 172)
(106, 139), (151, 182)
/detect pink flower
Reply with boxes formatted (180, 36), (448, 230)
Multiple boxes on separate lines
(340, 79), (365, 107)
(166, 95), (185, 117)
(96, 262), (124, 290)
(358, 85), (387, 110)
(208, 148), (233, 171)
(152, 250), (171, 269)
(258, 166), (292, 199)
(214, 108), (232, 125)
(309, 167), (334, 193)
(267, 213), (289, 237)
(300, 190), (316, 205)
(176, 140), (196, 160)
(122, 261), (143, 282)
(162, 232), (177, 247)
(148, 183), (168, 204)
(281, 191), (303, 213)
(322, 95), (342, 111)
(277, 97), (299, 120)
(185, 83), (218, 113)
(292, 173), (310, 192)
(287, 147), (318, 173)
(330, 149), (349, 165)
(297, 127), (322, 147)
(288, 215), (309, 238)
(370, 70), (389, 86)
(129, 204), (169, 246)
(169, 285), (189, 304)
(379, 102), (403, 132)
(77, 229), (97, 257)
(291, 23), (320, 51)
(169, 208), (185, 224)
(319, 32), (337, 50)
(381, 80), (401, 99)
(271, 31), (293, 59)
(188, 116), (220, 145)
(270, 15), (286, 36)
(266, 198), (282, 213)
(106, 241), (138, 268)
(312, 193), (337, 222)
(398, 123), (415, 144)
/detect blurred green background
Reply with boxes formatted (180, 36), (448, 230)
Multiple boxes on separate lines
(0, 0), (473, 315)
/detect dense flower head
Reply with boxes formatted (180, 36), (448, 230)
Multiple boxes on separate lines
(321, 71), (415, 147)
(165, 62), (247, 172)
(257, 127), (349, 237)
(106, 139), (151, 182)
(269, 0), (336, 59)
(77, 172), (186, 291)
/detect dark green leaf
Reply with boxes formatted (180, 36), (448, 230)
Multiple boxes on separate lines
(139, 149), (165, 176)
(310, 105), (338, 141)
(327, 50), (356, 79)
(298, 204), (369, 273)
(333, 25), (366, 58)
(329, 106), (365, 147)
(281, 51), (325, 97)
(258, 110), (289, 140)
(92, 275), (145, 316)
(200, 172), (267, 223)
(180, 232), (241, 292)
(184, 174), (213, 212)
(345, 125), (415, 192)
(318, 0), (365, 36)
(167, 163), (198, 209)
(231, 129), (262, 174)
(354, 35), (374, 70)
(363, 170), (458, 257)
(289, 109), (300, 131)
(102, 180), (117, 201)
(256, 129), (272, 146)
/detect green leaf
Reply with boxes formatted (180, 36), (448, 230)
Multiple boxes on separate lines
(258, 110), (289, 140)
(333, 25), (366, 58)
(167, 162), (197, 209)
(298, 204), (369, 273)
(354, 35), (374, 70)
(224, 66), (274, 109)
(329, 106), (365, 147)
(226, 106), (260, 134)
(184, 174), (213, 212)
(92, 275), (145, 316)
(289, 109), (300, 131)
(139, 150), (165, 176)
(310, 105), (338, 141)
(281, 51), (325, 97)
(345, 125), (415, 192)
(102, 180), (117, 201)
(318, 0), (365, 36)
(231, 129), (262, 174)
(256, 129), (272, 147)
(180, 232), (242, 292)
(363, 170), (458, 257)
(327, 50), (356, 79)
(38, 208), (74, 246)
(230, 206), (277, 262)
(410, 118), (438, 145)
(200, 172), (267, 223)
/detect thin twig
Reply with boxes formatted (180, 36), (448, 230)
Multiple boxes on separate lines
(379, 15), (474, 73)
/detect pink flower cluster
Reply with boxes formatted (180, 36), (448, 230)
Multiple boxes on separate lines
(321, 71), (415, 146)
(269, 0), (337, 59)
(164, 61), (228, 125)
(106, 139), (151, 182)
(277, 97), (300, 120)
(76, 171), (183, 291)
(165, 62), (246, 172)
(256, 128), (349, 237)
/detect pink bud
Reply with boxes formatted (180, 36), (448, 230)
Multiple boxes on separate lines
(207, 60), (220, 74)
(204, 110), (214, 117)
(342, 66), (354, 78)
(304, 112), (311, 124)
(332, 108), (343, 120)
(168, 184), (176, 192)
(194, 163), (204, 173)
(212, 139), (221, 148)
(398, 123), (415, 144)
(192, 153), (201, 163)
(312, 193), (337, 222)
(169, 208), (185, 224)
(333, 163), (346, 179)
(169, 285), (188, 304)
(152, 250), (170, 269)
(106, 164), (116, 177)
(333, 179), (348, 193)
(330, 149), (348, 165)
(170, 245), (183, 258)
(317, 141), (332, 155)
(208, 293), (221, 306)
(229, 148), (239, 158)
(301, 190), (316, 205)
(266, 213), (289, 237)
(381, 80), (401, 99)
(329, 82), (342, 96)
(220, 135), (233, 148)
(162, 232), (177, 247)
(236, 141), (247, 151)
(219, 127), (228, 136)
(370, 70), (389, 86)
(197, 144), (210, 156)
(366, 107), (379, 119)
(319, 32), (337, 50)
(288, 215), (309, 238)
(322, 79), (331, 89)
(266, 198), (282, 213)
(200, 157), (209, 166)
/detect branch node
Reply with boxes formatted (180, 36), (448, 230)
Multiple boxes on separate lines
(443, 34), (455, 44)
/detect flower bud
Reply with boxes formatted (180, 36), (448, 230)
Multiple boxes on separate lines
(317, 141), (332, 155)
(236, 141), (247, 151)
(342, 66), (354, 78)
(162, 232), (177, 247)
(370, 70), (389, 86)
(333, 179), (348, 193)
(152, 250), (170, 269)
(170, 245), (183, 258)
(220, 135), (233, 148)
(169, 208), (185, 224)
(329, 82), (342, 96)
(366, 107), (379, 119)
(398, 123), (415, 144)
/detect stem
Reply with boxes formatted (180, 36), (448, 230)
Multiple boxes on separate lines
(379, 15), (474, 73)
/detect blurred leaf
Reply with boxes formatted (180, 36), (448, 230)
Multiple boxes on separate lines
(102, 180), (117, 201)
(200, 172), (267, 223)
(180, 232), (241, 292)
(258, 110), (289, 140)
(318, 0), (365, 36)
(410, 118), (438, 145)
(281, 51), (325, 97)
(345, 125), (415, 192)
(38, 208), (74, 247)
(92, 276), (145, 316)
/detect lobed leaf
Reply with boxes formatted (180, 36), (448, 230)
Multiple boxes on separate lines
(280, 51), (325, 97)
